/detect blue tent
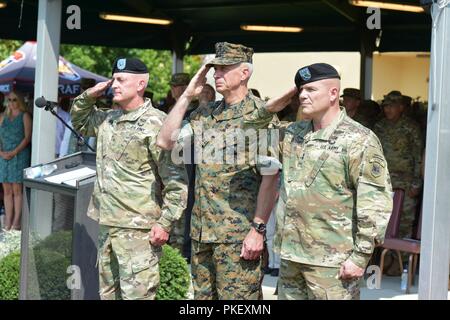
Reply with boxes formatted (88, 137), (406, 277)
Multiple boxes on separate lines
(0, 41), (108, 97)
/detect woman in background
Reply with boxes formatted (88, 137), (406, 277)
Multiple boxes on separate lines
(0, 91), (32, 231)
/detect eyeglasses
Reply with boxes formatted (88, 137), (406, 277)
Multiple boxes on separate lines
(8, 98), (17, 102)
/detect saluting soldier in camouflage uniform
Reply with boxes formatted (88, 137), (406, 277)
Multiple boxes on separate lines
(244, 63), (393, 300)
(157, 42), (279, 300)
(373, 91), (423, 238)
(71, 58), (187, 300)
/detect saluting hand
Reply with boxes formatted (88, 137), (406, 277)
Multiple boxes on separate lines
(183, 65), (211, 99)
(85, 79), (113, 99)
(265, 86), (298, 113)
(150, 224), (170, 247)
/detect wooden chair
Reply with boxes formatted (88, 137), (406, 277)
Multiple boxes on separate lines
(379, 190), (421, 294)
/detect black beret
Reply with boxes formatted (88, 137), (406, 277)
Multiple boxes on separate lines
(112, 57), (148, 75)
(295, 63), (340, 88)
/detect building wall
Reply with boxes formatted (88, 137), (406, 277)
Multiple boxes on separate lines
(247, 52), (360, 100)
(204, 51), (430, 102)
(373, 52), (430, 101)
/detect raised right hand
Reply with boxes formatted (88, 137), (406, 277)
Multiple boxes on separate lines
(183, 65), (211, 99)
(265, 86), (298, 113)
(85, 79), (113, 99)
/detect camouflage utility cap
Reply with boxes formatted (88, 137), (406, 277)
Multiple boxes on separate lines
(170, 73), (190, 86)
(382, 90), (403, 106)
(206, 42), (254, 66)
(341, 88), (361, 100)
(402, 95), (412, 106)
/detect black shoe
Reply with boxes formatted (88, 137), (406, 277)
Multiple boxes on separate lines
(263, 267), (273, 274)
(270, 268), (279, 277)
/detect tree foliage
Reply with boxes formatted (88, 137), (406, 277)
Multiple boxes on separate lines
(0, 39), (203, 102)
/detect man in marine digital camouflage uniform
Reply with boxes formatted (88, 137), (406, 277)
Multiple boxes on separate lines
(245, 63), (393, 300)
(373, 91), (423, 238)
(71, 57), (187, 300)
(157, 42), (279, 300)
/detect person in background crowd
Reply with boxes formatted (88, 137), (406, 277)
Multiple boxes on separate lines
(373, 91), (423, 239)
(55, 96), (71, 158)
(0, 90), (32, 231)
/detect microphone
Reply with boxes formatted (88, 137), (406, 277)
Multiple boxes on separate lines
(35, 96), (59, 109)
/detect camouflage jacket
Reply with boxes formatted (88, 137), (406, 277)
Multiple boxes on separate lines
(71, 91), (187, 230)
(352, 110), (371, 129)
(245, 108), (393, 268)
(179, 93), (273, 243)
(373, 116), (423, 189)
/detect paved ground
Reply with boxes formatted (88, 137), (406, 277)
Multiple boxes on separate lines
(262, 273), (450, 300)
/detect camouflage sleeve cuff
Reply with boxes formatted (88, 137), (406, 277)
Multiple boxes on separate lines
(244, 106), (274, 130)
(348, 251), (372, 269)
(256, 155), (282, 175)
(79, 90), (97, 105)
(156, 215), (173, 233)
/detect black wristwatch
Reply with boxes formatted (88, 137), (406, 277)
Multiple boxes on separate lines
(251, 221), (266, 234)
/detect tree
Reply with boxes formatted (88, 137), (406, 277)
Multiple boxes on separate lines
(59, 45), (203, 102)
(0, 39), (203, 102)
(0, 39), (22, 61)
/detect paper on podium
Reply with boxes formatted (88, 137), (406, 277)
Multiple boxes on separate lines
(44, 167), (96, 186)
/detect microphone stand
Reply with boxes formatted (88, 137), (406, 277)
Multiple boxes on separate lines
(43, 104), (96, 153)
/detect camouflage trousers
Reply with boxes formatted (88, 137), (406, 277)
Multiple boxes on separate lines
(97, 225), (162, 300)
(168, 211), (185, 254)
(191, 240), (263, 300)
(278, 259), (361, 300)
(399, 193), (418, 238)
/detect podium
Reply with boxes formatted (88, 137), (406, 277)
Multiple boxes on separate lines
(19, 152), (99, 300)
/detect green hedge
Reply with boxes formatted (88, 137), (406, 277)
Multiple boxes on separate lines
(156, 245), (190, 300)
(0, 232), (190, 300)
(0, 251), (20, 300)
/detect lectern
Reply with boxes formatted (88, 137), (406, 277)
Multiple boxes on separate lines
(19, 152), (99, 300)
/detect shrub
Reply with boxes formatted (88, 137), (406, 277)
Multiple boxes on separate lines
(0, 251), (20, 300)
(33, 230), (72, 260)
(33, 248), (71, 300)
(156, 245), (190, 300)
(31, 230), (72, 300)
(0, 232), (190, 300)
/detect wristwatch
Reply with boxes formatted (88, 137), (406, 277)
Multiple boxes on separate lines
(251, 221), (267, 234)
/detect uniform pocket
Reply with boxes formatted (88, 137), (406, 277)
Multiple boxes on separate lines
(130, 249), (155, 274)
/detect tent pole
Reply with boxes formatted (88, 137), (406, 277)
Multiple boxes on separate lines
(172, 51), (184, 74)
(359, 32), (374, 100)
(419, 1), (450, 300)
(32, 0), (61, 165)
(30, 0), (62, 242)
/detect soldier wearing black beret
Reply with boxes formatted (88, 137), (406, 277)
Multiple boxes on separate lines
(69, 58), (187, 300)
(244, 62), (393, 300)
